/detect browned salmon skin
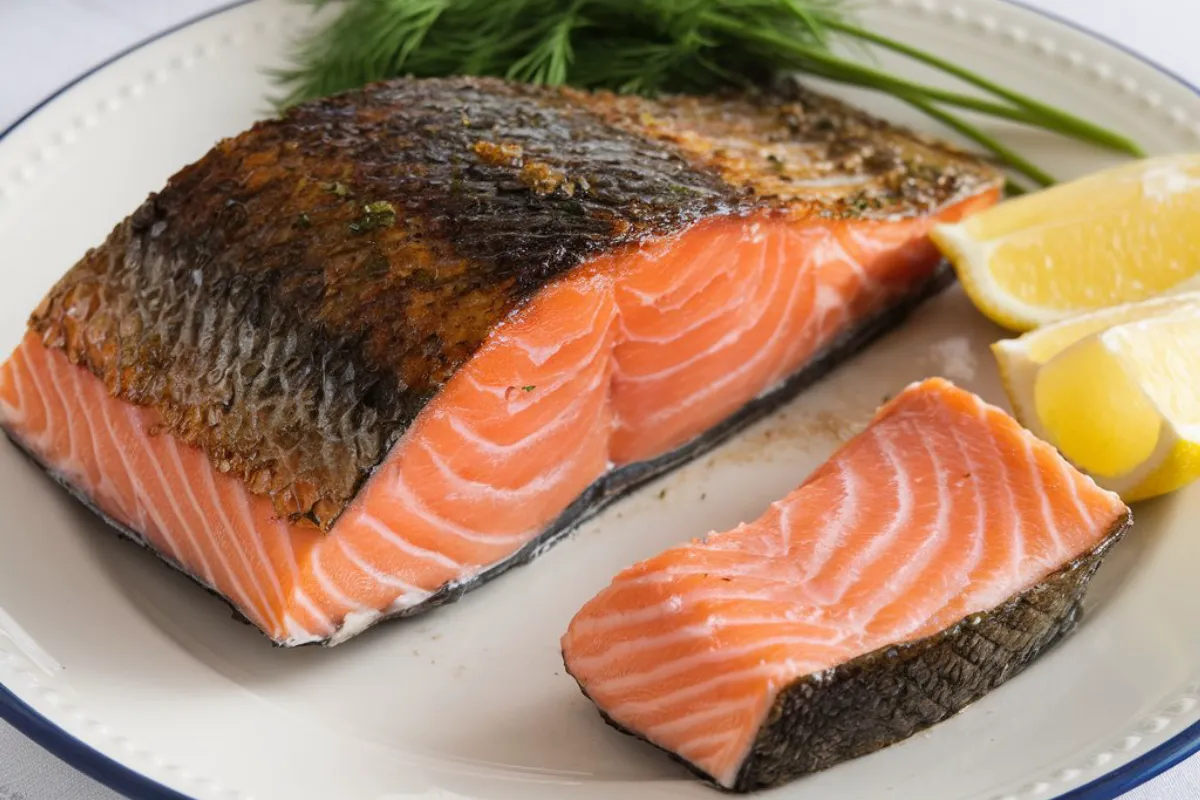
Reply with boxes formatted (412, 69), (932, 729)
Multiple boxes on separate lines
(0, 77), (1002, 645)
(561, 378), (1131, 791)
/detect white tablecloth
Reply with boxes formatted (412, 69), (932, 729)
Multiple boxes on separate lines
(0, 0), (1195, 797)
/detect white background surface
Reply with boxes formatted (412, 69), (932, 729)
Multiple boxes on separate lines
(0, 0), (1195, 798)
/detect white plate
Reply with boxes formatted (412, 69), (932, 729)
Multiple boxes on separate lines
(1, 1), (1198, 798)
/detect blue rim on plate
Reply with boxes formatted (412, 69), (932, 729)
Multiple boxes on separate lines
(0, 1), (1197, 798)
(0, 682), (191, 800)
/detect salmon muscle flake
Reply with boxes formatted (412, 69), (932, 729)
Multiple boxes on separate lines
(0, 77), (1003, 646)
(561, 378), (1132, 792)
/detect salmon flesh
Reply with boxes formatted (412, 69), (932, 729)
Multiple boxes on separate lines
(0, 77), (1002, 646)
(561, 378), (1132, 791)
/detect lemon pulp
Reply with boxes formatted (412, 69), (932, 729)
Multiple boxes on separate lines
(932, 154), (1200, 331)
(993, 296), (1200, 501)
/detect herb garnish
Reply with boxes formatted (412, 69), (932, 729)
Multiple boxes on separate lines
(272, 0), (1142, 188)
(348, 201), (397, 234)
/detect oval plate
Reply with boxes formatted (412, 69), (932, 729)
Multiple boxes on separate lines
(1, 1), (1198, 798)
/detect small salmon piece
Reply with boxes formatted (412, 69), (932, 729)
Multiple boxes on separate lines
(0, 78), (1002, 645)
(561, 378), (1131, 792)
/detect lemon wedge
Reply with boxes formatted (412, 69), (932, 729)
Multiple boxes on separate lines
(993, 293), (1200, 501)
(931, 154), (1200, 331)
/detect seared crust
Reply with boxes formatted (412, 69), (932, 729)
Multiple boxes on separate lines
(26, 76), (999, 528)
(574, 79), (994, 218)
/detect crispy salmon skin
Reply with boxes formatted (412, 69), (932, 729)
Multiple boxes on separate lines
(0, 77), (1001, 645)
(561, 378), (1132, 791)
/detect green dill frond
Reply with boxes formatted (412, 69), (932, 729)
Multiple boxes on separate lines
(270, 0), (1142, 183)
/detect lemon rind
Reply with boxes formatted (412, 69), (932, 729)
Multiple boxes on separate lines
(992, 303), (1200, 502)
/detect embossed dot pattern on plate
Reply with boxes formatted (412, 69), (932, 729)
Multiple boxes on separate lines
(0, 2), (1198, 800)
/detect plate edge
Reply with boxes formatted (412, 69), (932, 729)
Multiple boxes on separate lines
(0, 0), (254, 141)
(991, 4), (1200, 798)
(1, 1), (1199, 799)
(0, 681), (194, 800)
(0, 4), (256, 799)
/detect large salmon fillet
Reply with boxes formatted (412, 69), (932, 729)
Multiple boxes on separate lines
(561, 378), (1132, 792)
(0, 77), (1001, 646)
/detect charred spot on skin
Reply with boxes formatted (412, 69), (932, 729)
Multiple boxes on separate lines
(33, 78), (996, 529)
(362, 252), (391, 279)
(826, 137), (875, 171)
(864, 148), (904, 174)
(781, 106), (806, 135)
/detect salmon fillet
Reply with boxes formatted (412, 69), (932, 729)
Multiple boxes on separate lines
(0, 77), (1002, 645)
(561, 378), (1132, 792)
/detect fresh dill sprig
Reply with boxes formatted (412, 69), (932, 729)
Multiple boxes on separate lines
(270, 0), (1143, 186)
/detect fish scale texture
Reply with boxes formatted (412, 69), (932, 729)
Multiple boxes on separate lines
(562, 379), (1132, 791)
(23, 76), (996, 528)
(733, 543), (1113, 791)
(1, 78), (1003, 644)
